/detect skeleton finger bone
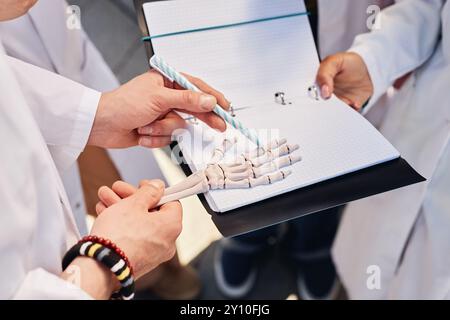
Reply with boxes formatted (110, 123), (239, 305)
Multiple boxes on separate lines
(228, 139), (294, 166)
(158, 179), (209, 206)
(251, 169), (292, 187)
(244, 138), (288, 159)
(226, 170), (251, 181)
(249, 144), (300, 167)
(209, 137), (237, 164)
(224, 152), (302, 180)
(224, 170), (292, 188)
(163, 171), (206, 196)
(252, 153), (302, 177)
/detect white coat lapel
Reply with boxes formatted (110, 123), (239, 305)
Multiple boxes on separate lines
(28, 0), (84, 81)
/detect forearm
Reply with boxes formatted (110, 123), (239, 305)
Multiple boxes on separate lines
(61, 257), (118, 300)
(86, 90), (129, 148)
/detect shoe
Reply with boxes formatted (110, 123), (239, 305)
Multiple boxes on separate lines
(296, 254), (340, 300)
(214, 238), (260, 299)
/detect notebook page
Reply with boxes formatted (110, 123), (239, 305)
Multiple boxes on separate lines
(175, 97), (399, 212)
(143, 0), (400, 212)
(143, 0), (318, 107)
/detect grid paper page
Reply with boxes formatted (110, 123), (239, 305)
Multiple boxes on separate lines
(144, 0), (317, 107)
(143, 0), (400, 212)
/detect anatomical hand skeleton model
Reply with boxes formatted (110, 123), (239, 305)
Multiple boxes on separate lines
(157, 138), (302, 206)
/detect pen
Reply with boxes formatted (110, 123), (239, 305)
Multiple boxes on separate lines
(149, 55), (261, 147)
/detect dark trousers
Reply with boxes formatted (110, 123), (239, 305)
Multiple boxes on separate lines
(231, 206), (342, 260)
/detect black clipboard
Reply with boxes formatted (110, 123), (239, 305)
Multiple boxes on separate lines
(133, 0), (425, 237)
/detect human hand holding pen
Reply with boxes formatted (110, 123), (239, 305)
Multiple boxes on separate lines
(88, 70), (230, 149)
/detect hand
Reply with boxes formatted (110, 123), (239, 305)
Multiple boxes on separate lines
(316, 52), (374, 111)
(95, 180), (148, 215)
(88, 70), (230, 148)
(62, 180), (179, 299)
(90, 180), (182, 279)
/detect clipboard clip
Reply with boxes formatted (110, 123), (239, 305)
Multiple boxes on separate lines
(230, 103), (236, 117)
(274, 92), (292, 105)
(307, 84), (321, 101)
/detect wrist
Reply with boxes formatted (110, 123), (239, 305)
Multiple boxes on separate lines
(62, 237), (136, 300)
(62, 256), (118, 300)
(87, 91), (115, 147)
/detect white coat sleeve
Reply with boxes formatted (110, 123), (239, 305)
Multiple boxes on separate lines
(6, 55), (100, 172)
(13, 269), (93, 300)
(349, 0), (444, 112)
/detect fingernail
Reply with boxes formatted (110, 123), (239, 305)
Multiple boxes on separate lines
(321, 85), (330, 99)
(199, 94), (216, 110)
(139, 137), (153, 147)
(147, 180), (164, 189)
(139, 126), (153, 135)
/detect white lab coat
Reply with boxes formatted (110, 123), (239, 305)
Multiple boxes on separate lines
(318, 0), (394, 58)
(0, 43), (95, 299)
(318, 0), (395, 128)
(0, 0), (165, 233)
(329, 0), (450, 299)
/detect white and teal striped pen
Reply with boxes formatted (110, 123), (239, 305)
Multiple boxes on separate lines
(149, 55), (261, 147)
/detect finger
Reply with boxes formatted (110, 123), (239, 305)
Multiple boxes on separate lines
(335, 93), (362, 111)
(95, 202), (107, 215)
(180, 73), (230, 110)
(189, 112), (227, 132)
(338, 96), (354, 107)
(137, 112), (186, 136)
(350, 100), (363, 111)
(158, 201), (182, 216)
(159, 87), (217, 114)
(138, 136), (172, 148)
(316, 54), (344, 99)
(112, 180), (137, 198)
(139, 179), (165, 188)
(97, 186), (121, 207)
(131, 180), (165, 210)
(155, 201), (183, 238)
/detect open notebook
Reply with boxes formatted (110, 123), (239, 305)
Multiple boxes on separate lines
(143, 0), (400, 213)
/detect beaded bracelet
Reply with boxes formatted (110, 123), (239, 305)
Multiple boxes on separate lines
(62, 239), (135, 300)
(79, 235), (133, 275)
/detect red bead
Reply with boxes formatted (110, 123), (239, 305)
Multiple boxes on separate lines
(77, 235), (133, 276)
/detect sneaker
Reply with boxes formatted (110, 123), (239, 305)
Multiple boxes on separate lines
(214, 238), (260, 299)
(296, 254), (340, 300)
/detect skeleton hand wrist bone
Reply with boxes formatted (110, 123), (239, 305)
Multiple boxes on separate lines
(157, 138), (302, 206)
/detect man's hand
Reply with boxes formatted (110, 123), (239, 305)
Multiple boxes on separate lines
(90, 180), (182, 279)
(88, 70), (230, 148)
(95, 180), (144, 214)
(316, 52), (374, 111)
(62, 179), (181, 299)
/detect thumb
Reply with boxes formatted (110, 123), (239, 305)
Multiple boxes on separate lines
(158, 87), (217, 113)
(132, 180), (165, 210)
(316, 53), (344, 99)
